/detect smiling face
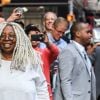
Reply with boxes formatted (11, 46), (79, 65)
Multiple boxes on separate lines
(43, 12), (57, 32)
(0, 25), (16, 54)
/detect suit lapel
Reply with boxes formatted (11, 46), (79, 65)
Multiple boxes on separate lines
(72, 42), (91, 77)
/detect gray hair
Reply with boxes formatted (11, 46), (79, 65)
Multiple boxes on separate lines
(43, 11), (57, 21)
(0, 22), (42, 71)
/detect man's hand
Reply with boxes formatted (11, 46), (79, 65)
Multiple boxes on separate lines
(6, 8), (23, 22)
(87, 42), (100, 55)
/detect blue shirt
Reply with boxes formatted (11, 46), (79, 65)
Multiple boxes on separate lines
(47, 33), (67, 52)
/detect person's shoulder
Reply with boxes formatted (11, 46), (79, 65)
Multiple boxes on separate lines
(61, 42), (75, 52)
(59, 38), (68, 45)
(58, 44), (75, 58)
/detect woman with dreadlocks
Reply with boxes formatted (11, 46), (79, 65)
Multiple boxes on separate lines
(0, 22), (49, 100)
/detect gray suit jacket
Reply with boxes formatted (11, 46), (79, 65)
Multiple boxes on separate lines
(54, 42), (96, 100)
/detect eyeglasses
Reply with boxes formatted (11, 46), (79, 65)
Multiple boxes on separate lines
(0, 34), (16, 40)
(54, 28), (65, 35)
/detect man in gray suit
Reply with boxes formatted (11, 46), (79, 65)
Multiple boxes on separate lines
(54, 22), (96, 100)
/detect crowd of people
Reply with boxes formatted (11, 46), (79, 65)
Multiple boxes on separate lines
(0, 7), (100, 100)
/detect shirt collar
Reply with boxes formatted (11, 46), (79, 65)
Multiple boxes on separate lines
(47, 32), (60, 44)
(72, 40), (85, 53)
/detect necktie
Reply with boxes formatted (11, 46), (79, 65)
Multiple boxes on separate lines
(84, 52), (87, 61)
(83, 51), (92, 76)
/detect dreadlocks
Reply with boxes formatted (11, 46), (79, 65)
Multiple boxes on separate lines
(0, 22), (42, 71)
